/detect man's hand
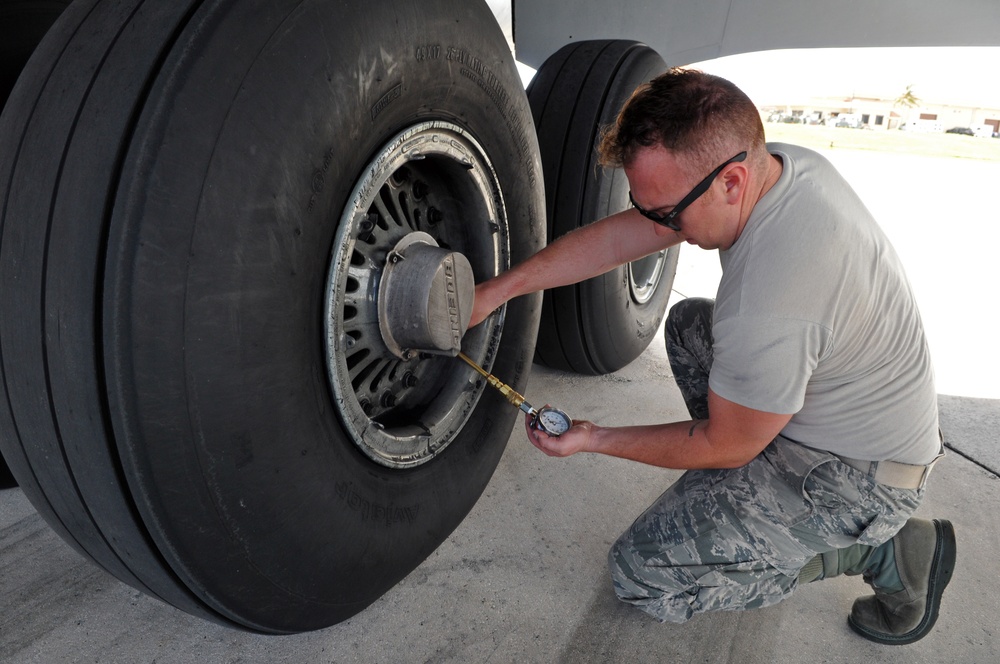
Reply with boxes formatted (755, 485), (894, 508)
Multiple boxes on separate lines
(524, 412), (594, 457)
(521, 389), (793, 470)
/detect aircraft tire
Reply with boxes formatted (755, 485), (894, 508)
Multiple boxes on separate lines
(527, 40), (678, 375)
(0, 0), (542, 632)
(0, 0), (75, 488)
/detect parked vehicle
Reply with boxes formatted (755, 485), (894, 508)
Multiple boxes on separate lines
(900, 120), (944, 133)
(835, 114), (864, 128)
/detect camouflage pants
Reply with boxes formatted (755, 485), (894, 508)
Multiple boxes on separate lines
(608, 297), (923, 623)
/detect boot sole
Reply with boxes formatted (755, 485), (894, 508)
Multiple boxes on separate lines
(847, 518), (957, 645)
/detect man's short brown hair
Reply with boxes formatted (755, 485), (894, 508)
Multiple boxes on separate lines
(598, 68), (766, 172)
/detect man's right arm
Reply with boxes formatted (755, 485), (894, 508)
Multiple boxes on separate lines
(469, 208), (682, 327)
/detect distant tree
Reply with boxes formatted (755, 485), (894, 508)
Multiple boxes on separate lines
(894, 84), (921, 109)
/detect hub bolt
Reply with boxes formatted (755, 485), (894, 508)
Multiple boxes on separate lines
(358, 213), (377, 242)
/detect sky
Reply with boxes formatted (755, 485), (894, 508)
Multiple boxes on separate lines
(689, 47), (1000, 109)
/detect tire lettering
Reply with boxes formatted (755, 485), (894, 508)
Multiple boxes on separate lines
(335, 481), (420, 526)
(636, 314), (662, 340)
(471, 417), (492, 454)
(446, 46), (537, 189)
(307, 147), (335, 212)
(414, 44), (441, 61)
(370, 83), (402, 121)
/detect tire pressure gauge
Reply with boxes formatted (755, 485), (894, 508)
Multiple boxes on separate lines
(531, 406), (573, 437)
(458, 352), (573, 437)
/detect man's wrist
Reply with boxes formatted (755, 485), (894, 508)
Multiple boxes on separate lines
(580, 422), (606, 455)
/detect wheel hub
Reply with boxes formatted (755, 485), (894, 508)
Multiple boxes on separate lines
(323, 122), (509, 468)
(628, 251), (667, 305)
(378, 232), (475, 360)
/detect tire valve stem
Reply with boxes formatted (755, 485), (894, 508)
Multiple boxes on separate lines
(457, 352), (573, 437)
(457, 352), (535, 417)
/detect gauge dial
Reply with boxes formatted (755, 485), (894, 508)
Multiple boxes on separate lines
(535, 407), (572, 436)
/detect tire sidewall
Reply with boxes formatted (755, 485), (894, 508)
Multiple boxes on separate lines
(105, 0), (542, 630)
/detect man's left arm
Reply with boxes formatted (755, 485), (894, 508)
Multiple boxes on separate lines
(527, 388), (793, 470)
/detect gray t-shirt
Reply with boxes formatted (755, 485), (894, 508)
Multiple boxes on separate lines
(710, 143), (939, 465)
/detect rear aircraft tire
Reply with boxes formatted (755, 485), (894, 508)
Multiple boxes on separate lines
(0, 0), (73, 489)
(0, 0), (542, 632)
(527, 41), (678, 375)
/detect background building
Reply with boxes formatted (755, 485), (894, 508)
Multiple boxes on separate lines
(761, 95), (1000, 135)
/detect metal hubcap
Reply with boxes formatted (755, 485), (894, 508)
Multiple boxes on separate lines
(628, 251), (667, 305)
(377, 231), (475, 360)
(324, 122), (509, 468)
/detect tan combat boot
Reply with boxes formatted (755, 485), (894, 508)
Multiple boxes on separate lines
(847, 518), (956, 645)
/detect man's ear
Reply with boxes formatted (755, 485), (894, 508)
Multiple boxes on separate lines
(722, 164), (747, 203)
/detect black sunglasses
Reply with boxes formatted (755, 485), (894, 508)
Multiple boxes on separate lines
(629, 151), (748, 231)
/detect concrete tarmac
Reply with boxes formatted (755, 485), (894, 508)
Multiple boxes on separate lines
(1, 357), (997, 663)
(2, 151), (998, 662)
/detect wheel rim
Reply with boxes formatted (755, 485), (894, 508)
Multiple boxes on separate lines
(324, 122), (509, 469)
(627, 250), (667, 305)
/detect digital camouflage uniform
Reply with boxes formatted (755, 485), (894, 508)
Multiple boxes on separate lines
(608, 297), (923, 623)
